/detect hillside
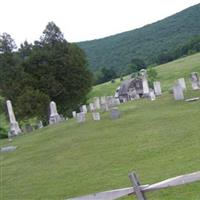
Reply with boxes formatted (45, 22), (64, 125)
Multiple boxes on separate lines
(78, 3), (200, 73)
(89, 52), (200, 98)
(1, 53), (200, 200)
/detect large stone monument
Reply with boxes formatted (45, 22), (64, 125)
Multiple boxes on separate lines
(6, 100), (21, 137)
(49, 101), (61, 124)
(173, 83), (184, 100)
(153, 81), (162, 96)
(190, 72), (200, 90)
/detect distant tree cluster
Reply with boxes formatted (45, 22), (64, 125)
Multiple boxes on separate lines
(0, 22), (93, 123)
(157, 36), (200, 64)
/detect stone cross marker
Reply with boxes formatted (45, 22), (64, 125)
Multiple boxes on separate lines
(92, 112), (101, 121)
(177, 78), (186, 90)
(173, 83), (184, 100)
(153, 81), (162, 96)
(110, 107), (121, 119)
(49, 101), (61, 124)
(191, 72), (200, 90)
(76, 112), (86, 123)
(6, 100), (21, 137)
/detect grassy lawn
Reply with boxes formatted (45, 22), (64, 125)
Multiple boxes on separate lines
(1, 88), (200, 200)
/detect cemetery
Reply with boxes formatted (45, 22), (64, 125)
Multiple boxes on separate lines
(1, 51), (200, 199)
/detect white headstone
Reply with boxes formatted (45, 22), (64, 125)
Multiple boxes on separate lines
(92, 112), (101, 121)
(153, 81), (162, 96)
(191, 72), (200, 90)
(173, 83), (184, 100)
(94, 97), (100, 110)
(6, 100), (21, 136)
(72, 111), (77, 118)
(76, 112), (85, 123)
(177, 78), (186, 90)
(149, 91), (156, 101)
(82, 105), (87, 113)
(89, 103), (95, 112)
(49, 101), (61, 124)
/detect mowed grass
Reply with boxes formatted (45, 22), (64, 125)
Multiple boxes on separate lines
(1, 89), (200, 200)
(89, 53), (200, 98)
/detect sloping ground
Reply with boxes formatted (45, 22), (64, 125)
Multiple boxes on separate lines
(89, 52), (200, 98)
(1, 89), (200, 200)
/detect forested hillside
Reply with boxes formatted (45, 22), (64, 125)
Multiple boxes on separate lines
(78, 3), (200, 74)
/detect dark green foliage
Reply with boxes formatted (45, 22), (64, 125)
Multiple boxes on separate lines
(0, 32), (17, 53)
(157, 36), (200, 64)
(0, 22), (93, 121)
(78, 4), (200, 73)
(147, 67), (158, 88)
(96, 67), (117, 84)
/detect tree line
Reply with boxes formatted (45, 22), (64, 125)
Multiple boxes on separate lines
(0, 22), (93, 124)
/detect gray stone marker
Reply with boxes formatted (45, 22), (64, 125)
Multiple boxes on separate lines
(149, 91), (156, 101)
(177, 78), (186, 90)
(110, 107), (121, 119)
(6, 100), (21, 137)
(94, 97), (101, 110)
(173, 83), (184, 100)
(72, 111), (77, 118)
(76, 112), (86, 123)
(81, 105), (87, 113)
(140, 69), (150, 95)
(191, 72), (200, 90)
(153, 81), (162, 96)
(0, 146), (17, 153)
(38, 121), (43, 129)
(89, 103), (95, 112)
(49, 101), (61, 124)
(92, 112), (101, 121)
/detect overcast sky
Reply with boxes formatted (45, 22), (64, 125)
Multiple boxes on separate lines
(0, 0), (200, 46)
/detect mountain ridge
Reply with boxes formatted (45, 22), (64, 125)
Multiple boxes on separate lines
(77, 3), (200, 74)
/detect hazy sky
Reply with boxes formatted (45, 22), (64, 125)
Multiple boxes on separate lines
(0, 0), (200, 46)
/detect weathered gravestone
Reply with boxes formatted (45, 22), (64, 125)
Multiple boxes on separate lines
(149, 90), (156, 101)
(81, 105), (87, 113)
(0, 146), (17, 153)
(93, 97), (101, 110)
(173, 83), (184, 100)
(92, 112), (101, 121)
(89, 103), (95, 112)
(177, 78), (186, 90)
(6, 100), (21, 137)
(49, 101), (61, 124)
(153, 81), (162, 96)
(190, 72), (200, 90)
(140, 69), (150, 95)
(110, 107), (121, 119)
(76, 112), (86, 123)
(72, 111), (77, 118)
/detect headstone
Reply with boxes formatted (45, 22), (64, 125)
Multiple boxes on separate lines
(0, 146), (17, 153)
(185, 97), (199, 102)
(76, 112), (86, 123)
(72, 111), (77, 118)
(93, 97), (101, 110)
(191, 72), (200, 90)
(6, 100), (21, 137)
(49, 101), (61, 124)
(81, 105), (87, 113)
(177, 78), (186, 90)
(89, 103), (95, 112)
(149, 91), (156, 101)
(140, 69), (150, 95)
(173, 83), (184, 100)
(101, 103), (109, 112)
(92, 112), (101, 121)
(110, 107), (121, 120)
(153, 81), (162, 96)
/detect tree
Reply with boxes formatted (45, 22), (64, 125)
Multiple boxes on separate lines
(96, 67), (117, 84)
(147, 67), (158, 87)
(0, 32), (17, 53)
